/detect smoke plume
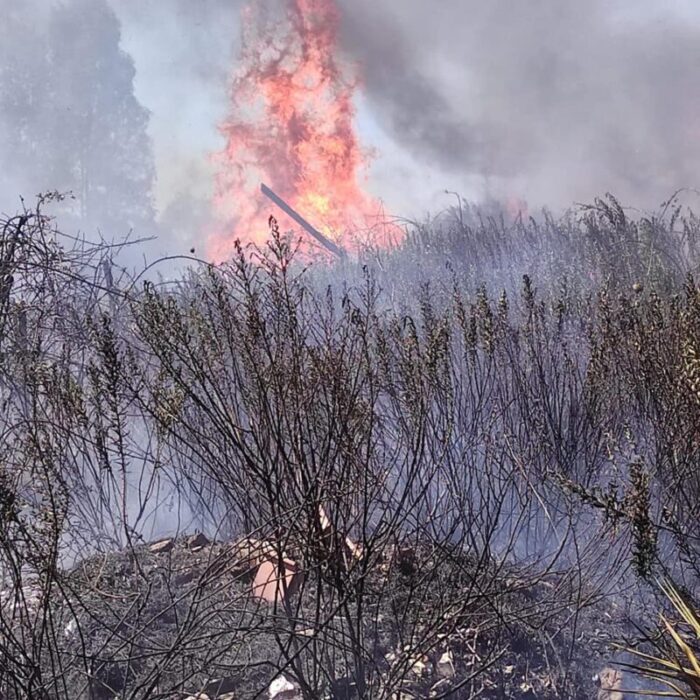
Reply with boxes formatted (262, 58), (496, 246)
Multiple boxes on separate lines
(337, 0), (700, 209)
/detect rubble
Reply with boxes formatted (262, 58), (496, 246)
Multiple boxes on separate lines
(436, 649), (455, 679)
(329, 676), (357, 699)
(48, 531), (631, 699)
(202, 676), (238, 697)
(268, 674), (302, 699)
(381, 544), (419, 578)
(406, 652), (431, 677)
(317, 504), (364, 568)
(149, 537), (174, 554)
(186, 532), (210, 551)
(228, 537), (277, 579)
(252, 556), (303, 604)
(185, 691), (235, 700)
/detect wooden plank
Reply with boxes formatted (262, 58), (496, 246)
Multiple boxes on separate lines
(261, 183), (347, 259)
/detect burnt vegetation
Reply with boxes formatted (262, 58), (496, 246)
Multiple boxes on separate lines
(0, 192), (699, 698)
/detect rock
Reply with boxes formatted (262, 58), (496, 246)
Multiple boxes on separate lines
(184, 695), (210, 700)
(436, 649), (455, 679)
(595, 667), (623, 700)
(203, 676), (237, 696)
(149, 538), (174, 554)
(187, 532), (210, 551)
(253, 557), (303, 604)
(429, 678), (453, 697)
(268, 674), (301, 699)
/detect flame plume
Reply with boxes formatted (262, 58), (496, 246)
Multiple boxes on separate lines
(211, 0), (398, 260)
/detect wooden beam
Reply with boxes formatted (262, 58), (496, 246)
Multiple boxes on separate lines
(261, 183), (347, 260)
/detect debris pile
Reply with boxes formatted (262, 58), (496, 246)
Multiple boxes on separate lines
(29, 530), (632, 699)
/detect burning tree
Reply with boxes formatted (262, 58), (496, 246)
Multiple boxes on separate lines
(213, 0), (399, 259)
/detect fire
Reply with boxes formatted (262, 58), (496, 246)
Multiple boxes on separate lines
(506, 196), (529, 220)
(210, 0), (399, 260)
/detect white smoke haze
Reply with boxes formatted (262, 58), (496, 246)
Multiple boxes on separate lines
(2, 7), (700, 697)
(110, 0), (243, 208)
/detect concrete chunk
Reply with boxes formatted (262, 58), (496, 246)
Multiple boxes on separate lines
(148, 538), (174, 554)
(268, 674), (302, 699)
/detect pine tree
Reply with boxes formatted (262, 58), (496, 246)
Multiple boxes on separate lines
(0, 0), (156, 236)
(45, 0), (156, 235)
(0, 6), (51, 203)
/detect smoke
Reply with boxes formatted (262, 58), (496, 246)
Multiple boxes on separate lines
(337, 0), (700, 209)
(109, 0), (245, 254)
(2, 0), (700, 257)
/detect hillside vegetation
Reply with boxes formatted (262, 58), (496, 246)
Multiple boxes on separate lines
(0, 193), (698, 698)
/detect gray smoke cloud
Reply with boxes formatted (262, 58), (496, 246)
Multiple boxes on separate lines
(337, 0), (700, 209)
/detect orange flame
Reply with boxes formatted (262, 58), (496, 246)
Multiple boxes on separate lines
(506, 196), (529, 220)
(210, 0), (399, 260)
